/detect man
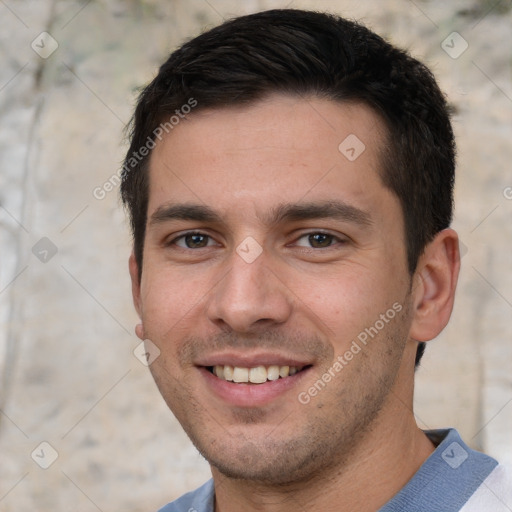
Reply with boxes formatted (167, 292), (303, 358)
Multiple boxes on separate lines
(120, 9), (511, 512)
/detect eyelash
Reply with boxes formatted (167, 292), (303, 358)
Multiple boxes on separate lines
(168, 231), (346, 250)
(169, 232), (218, 249)
(293, 231), (345, 249)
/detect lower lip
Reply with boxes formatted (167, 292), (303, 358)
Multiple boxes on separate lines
(199, 367), (311, 407)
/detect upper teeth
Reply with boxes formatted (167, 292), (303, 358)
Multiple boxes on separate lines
(213, 365), (299, 383)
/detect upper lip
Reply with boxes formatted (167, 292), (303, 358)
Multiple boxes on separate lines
(195, 352), (313, 368)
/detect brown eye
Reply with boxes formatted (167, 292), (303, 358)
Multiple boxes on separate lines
(185, 233), (209, 248)
(307, 233), (334, 248)
(294, 232), (341, 249)
(173, 233), (213, 248)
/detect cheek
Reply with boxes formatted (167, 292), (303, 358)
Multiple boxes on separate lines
(148, 353), (194, 425)
(140, 265), (208, 325)
(292, 264), (404, 343)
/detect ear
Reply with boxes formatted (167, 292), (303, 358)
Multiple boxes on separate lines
(129, 253), (145, 340)
(129, 251), (142, 319)
(409, 228), (460, 342)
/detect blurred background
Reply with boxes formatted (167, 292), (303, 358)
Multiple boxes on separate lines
(0, 0), (511, 510)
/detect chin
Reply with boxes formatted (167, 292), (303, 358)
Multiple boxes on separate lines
(188, 427), (340, 486)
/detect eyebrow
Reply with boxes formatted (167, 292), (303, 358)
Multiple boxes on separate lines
(268, 201), (372, 227)
(148, 200), (372, 228)
(150, 204), (222, 225)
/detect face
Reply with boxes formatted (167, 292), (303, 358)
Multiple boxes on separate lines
(131, 95), (417, 484)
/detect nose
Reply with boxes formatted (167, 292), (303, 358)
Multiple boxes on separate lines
(206, 248), (293, 333)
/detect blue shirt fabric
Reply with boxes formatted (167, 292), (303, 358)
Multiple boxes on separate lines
(158, 429), (499, 512)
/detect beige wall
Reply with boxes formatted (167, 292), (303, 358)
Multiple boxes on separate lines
(0, 0), (511, 510)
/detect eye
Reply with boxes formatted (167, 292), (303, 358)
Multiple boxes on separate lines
(294, 232), (341, 249)
(173, 232), (217, 249)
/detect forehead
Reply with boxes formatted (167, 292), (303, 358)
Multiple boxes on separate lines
(147, 94), (393, 221)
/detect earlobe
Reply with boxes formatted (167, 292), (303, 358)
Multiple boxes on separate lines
(135, 323), (145, 340)
(129, 252), (143, 319)
(409, 229), (460, 342)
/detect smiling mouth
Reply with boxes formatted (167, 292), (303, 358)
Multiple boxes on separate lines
(207, 365), (310, 384)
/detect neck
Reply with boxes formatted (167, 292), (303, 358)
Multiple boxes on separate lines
(211, 393), (435, 512)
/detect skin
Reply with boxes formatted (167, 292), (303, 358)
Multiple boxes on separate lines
(129, 94), (460, 512)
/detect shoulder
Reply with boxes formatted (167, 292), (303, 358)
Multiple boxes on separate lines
(379, 428), (503, 512)
(460, 463), (512, 511)
(157, 480), (215, 512)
